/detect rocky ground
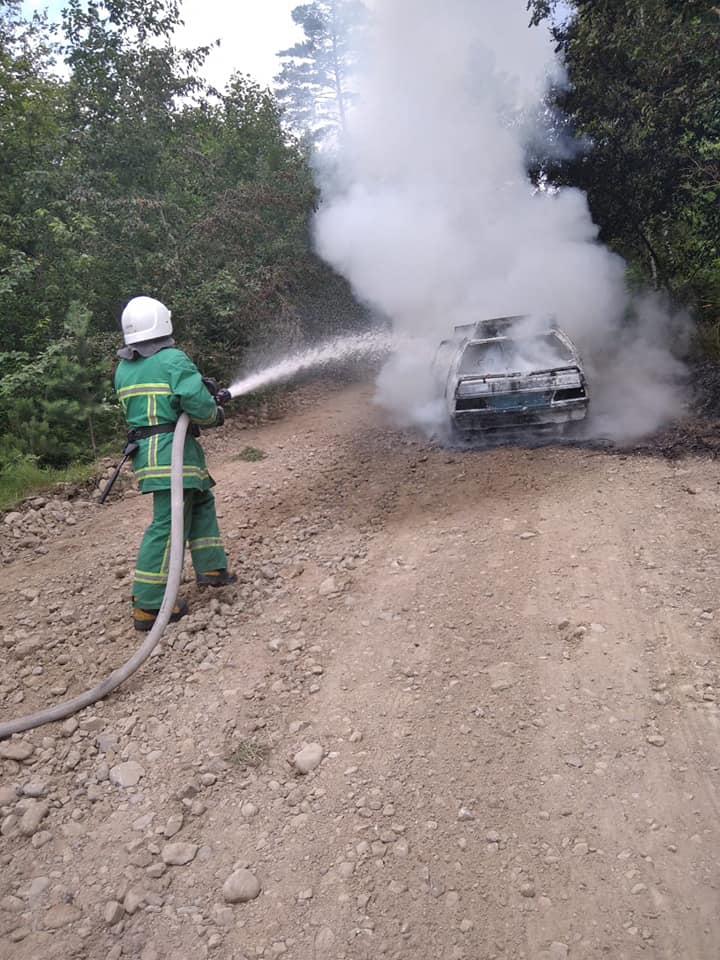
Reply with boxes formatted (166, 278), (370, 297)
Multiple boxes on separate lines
(1, 381), (720, 960)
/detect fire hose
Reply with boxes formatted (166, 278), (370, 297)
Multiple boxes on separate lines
(0, 413), (193, 740)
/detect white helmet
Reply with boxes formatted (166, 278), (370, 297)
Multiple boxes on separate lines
(121, 296), (173, 345)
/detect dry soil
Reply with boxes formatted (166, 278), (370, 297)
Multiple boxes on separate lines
(1, 382), (720, 960)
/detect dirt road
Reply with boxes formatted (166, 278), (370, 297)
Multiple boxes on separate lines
(2, 382), (720, 960)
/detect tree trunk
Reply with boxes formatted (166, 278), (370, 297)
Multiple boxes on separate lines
(330, 1), (347, 135)
(637, 227), (661, 290)
(87, 413), (97, 459)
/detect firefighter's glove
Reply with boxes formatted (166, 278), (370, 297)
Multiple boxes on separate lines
(202, 377), (220, 398)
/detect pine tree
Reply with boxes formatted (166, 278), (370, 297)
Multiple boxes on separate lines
(275, 0), (368, 140)
(1, 304), (116, 467)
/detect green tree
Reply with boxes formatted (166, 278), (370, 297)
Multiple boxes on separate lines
(275, 0), (368, 138)
(170, 75), (323, 374)
(528, 1), (720, 320)
(0, 0), (363, 479)
(0, 1), (73, 352)
(59, 0), (213, 324)
(0, 305), (117, 467)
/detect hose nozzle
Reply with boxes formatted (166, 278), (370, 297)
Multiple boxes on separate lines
(202, 377), (231, 406)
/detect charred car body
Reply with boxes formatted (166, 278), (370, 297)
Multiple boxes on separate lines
(434, 315), (589, 435)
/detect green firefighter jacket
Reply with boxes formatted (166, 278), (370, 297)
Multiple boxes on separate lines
(114, 348), (221, 493)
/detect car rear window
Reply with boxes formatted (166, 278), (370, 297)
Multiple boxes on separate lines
(459, 333), (574, 374)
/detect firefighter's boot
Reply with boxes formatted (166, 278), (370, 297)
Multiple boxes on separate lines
(133, 599), (189, 632)
(196, 569), (238, 588)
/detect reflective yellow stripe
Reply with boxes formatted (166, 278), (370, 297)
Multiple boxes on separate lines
(189, 537), (223, 550)
(117, 382), (172, 400)
(160, 536), (171, 575)
(148, 395), (158, 467)
(135, 466), (207, 480)
(134, 569), (168, 584)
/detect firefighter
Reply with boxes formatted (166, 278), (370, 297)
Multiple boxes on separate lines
(115, 296), (236, 631)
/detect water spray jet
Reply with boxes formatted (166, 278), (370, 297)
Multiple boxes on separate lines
(220, 330), (395, 403)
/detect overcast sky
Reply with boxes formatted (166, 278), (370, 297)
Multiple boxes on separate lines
(22, 0), (303, 88)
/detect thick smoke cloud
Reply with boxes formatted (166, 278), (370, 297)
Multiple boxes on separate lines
(314, 0), (688, 442)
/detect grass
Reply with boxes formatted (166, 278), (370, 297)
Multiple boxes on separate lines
(235, 445), (267, 462)
(228, 738), (270, 769)
(0, 458), (97, 513)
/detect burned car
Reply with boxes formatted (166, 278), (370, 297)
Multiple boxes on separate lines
(434, 315), (589, 435)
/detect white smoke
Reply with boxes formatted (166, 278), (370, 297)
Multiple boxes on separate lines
(314, 0), (688, 442)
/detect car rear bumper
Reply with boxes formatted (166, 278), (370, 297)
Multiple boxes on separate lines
(453, 400), (588, 431)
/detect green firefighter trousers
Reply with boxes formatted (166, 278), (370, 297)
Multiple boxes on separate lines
(133, 489), (228, 609)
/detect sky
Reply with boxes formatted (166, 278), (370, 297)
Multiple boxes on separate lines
(22, 0), (303, 88)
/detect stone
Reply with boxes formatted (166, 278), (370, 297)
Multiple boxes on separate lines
(222, 869), (261, 904)
(293, 743), (323, 774)
(61, 718), (79, 738)
(1, 895), (24, 912)
(96, 734), (119, 755)
(104, 901), (124, 925)
(20, 800), (49, 836)
(12, 637), (44, 660)
(44, 904), (82, 929)
(31, 830), (52, 848)
(0, 787), (17, 806)
(23, 876), (49, 901)
(318, 577), (337, 596)
(164, 814), (184, 838)
(161, 842), (198, 866)
(646, 735), (666, 747)
(123, 889), (145, 915)
(0, 740), (34, 762)
(21, 782), (48, 798)
(79, 717), (104, 733)
(132, 812), (154, 831)
(520, 882), (536, 898)
(109, 761), (145, 788)
(64, 749), (81, 771)
(129, 849), (153, 868)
